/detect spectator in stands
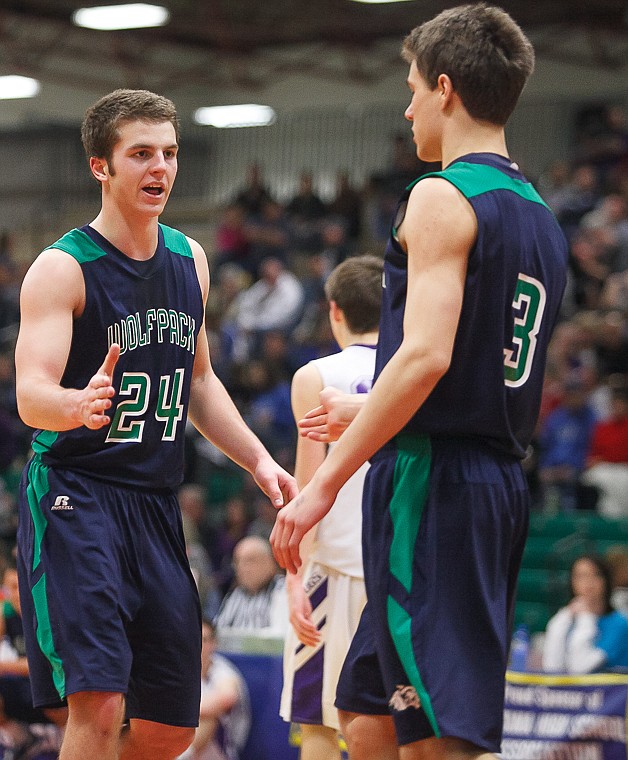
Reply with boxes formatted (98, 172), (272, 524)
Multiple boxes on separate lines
(244, 360), (296, 458)
(177, 619), (250, 760)
(327, 171), (363, 246)
(549, 163), (600, 242)
(179, 484), (222, 619)
(246, 494), (280, 542)
(0, 561), (67, 731)
(319, 217), (352, 270)
(233, 163), (273, 217)
(601, 269), (628, 312)
(286, 171), (326, 254)
(214, 536), (288, 636)
(576, 104), (628, 191)
(581, 382), (628, 517)
(243, 199), (291, 274)
(581, 193), (628, 273)
(538, 374), (598, 511)
(212, 496), (252, 597)
(286, 171), (326, 223)
(214, 204), (252, 276)
(568, 228), (612, 310)
(606, 546), (628, 615)
(231, 257), (304, 358)
(542, 554), (628, 673)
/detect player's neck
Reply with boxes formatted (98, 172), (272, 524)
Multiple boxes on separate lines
(440, 118), (508, 169)
(90, 207), (160, 261)
(340, 329), (379, 350)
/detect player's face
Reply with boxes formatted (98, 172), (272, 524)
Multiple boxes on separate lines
(404, 61), (441, 163)
(571, 559), (606, 605)
(102, 119), (178, 217)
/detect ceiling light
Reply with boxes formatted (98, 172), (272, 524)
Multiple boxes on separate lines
(194, 105), (277, 129)
(0, 75), (40, 99)
(73, 4), (170, 31)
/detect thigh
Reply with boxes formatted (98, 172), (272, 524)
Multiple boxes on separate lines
(124, 492), (202, 727)
(335, 602), (390, 717)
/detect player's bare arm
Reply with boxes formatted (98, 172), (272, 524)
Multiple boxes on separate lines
(271, 178), (476, 572)
(186, 238), (298, 507)
(15, 249), (120, 431)
(286, 362), (327, 646)
(298, 386), (368, 443)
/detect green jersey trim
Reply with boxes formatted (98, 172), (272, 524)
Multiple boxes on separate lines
(408, 162), (550, 209)
(45, 229), (107, 263)
(32, 430), (59, 455)
(387, 433), (440, 736)
(160, 224), (193, 258)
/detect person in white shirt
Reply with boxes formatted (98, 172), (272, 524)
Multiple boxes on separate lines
(178, 619), (250, 760)
(543, 554), (628, 673)
(280, 255), (386, 760)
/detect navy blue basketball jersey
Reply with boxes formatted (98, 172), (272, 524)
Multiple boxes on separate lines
(31, 224), (203, 489)
(376, 153), (568, 458)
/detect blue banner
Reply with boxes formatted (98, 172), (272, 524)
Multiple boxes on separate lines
(502, 672), (628, 760)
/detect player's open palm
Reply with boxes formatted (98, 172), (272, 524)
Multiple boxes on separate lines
(79, 343), (120, 429)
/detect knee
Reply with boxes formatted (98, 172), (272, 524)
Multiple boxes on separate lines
(130, 720), (196, 757)
(67, 691), (125, 737)
(339, 711), (396, 760)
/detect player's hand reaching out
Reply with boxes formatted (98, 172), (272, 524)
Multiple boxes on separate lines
(298, 386), (367, 443)
(253, 458), (298, 510)
(271, 480), (335, 574)
(77, 343), (120, 429)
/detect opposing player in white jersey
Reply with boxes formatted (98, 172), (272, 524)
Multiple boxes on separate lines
(280, 255), (383, 760)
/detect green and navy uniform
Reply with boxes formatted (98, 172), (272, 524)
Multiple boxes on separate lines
(17, 224), (204, 726)
(335, 154), (568, 751)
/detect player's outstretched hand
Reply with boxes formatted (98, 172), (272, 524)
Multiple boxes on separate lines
(253, 458), (298, 509)
(79, 343), (120, 429)
(298, 386), (366, 442)
(271, 482), (334, 574)
(286, 572), (320, 647)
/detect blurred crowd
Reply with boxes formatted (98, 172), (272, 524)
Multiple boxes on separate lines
(0, 103), (626, 621)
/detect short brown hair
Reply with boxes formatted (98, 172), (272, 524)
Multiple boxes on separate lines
(81, 88), (180, 166)
(324, 255), (383, 334)
(402, 4), (534, 126)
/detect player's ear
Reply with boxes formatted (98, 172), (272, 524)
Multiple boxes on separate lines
(437, 74), (454, 109)
(90, 156), (109, 183)
(329, 300), (342, 323)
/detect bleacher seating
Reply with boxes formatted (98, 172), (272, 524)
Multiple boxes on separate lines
(514, 512), (628, 633)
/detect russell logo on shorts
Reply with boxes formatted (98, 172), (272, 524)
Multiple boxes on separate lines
(50, 495), (74, 511)
(389, 685), (421, 712)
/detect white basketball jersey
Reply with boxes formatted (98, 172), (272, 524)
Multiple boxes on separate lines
(310, 344), (376, 578)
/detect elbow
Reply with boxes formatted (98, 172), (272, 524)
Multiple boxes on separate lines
(16, 391), (35, 429)
(406, 345), (451, 385)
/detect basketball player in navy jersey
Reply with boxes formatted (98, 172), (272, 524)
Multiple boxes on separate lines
(272, 5), (568, 760)
(14, 89), (297, 760)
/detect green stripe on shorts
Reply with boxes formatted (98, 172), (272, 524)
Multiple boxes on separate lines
(25, 457), (66, 698)
(387, 433), (440, 736)
(32, 574), (66, 698)
(25, 456), (50, 572)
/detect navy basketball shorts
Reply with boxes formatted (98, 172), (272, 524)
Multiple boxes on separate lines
(16, 457), (202, 727)
(336, 434), (529, 752)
